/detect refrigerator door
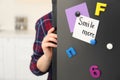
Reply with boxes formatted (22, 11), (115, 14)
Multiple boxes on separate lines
(56, 0), (120, 80)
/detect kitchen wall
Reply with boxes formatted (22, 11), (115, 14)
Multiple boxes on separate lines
(0, 0), (52, 31)
(0, 0), (52, 80)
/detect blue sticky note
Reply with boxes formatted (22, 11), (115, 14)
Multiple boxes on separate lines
(65, 2), (90, 32)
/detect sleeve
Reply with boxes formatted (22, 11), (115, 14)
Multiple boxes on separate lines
(29, 12), (53, 76)
(30, 12), (52, 76)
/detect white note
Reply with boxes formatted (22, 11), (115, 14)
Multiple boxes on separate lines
(72, 15), (99, 44)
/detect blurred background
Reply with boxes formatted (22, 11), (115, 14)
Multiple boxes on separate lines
(0, 0), (52, 80)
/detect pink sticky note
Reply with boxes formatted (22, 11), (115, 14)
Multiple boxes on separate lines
(65, 2), (90, 32)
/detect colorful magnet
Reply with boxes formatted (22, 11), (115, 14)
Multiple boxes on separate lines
(90, 39), (97, 45)
(106, 43), (113, 50)
(66, 47), (77, 58)
(89, 65), (101, 79)
(95, 2), (107, 16)
(65, 2), (90, 32)
(75, 11), (81, 17)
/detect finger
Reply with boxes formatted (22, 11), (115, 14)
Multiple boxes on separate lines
(48, 33), (57, 39)
(43, 36), (57, 44)
(48, 27), (55, 34)
(43, 34), (57, 43)
(48, 37), (57, 43)
(44, 42), (57, 48)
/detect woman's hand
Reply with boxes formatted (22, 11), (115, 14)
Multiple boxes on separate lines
(37, 27), (57, 72)
(42, 27), (57, 58)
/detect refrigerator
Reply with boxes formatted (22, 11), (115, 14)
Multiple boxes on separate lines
(54, 0), (120, 80)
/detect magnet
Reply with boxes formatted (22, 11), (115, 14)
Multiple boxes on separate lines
(75, 11), (80, 17)
(95, 2), (107, 16)
(106, 43), (113, 50)
(66, 47), (77, 58)
(89, 65), (101, 79)
(90, 39), (97, 45)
